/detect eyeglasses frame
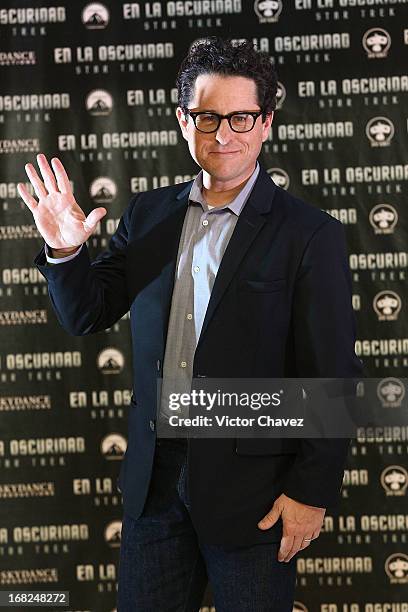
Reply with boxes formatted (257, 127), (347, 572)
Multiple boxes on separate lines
(183, 109), (265, 133)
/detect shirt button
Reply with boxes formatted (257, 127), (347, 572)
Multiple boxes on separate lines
(193, 266), (200, 273)
(186, 313), (193, 320)
(180, 361), (187, 368)
(156, 359), (161, 371)
(202, 219), (209, 226)
(149, 420), (155, 432)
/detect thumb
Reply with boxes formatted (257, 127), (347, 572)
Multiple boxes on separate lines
(83, 207), (107, 235)
(258, 503), (282, 530)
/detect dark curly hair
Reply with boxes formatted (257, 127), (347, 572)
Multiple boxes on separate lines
(176, 37), (278, 120)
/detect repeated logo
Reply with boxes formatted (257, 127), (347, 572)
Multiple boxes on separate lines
(0, 224), (39, 240)
(82, 3), (110, 29)
(275, 81), (286, 110)
(365, 117), (394, 147)
(100, 433), (127, 460)
(385, 553), (408, 584)
(381, 465), (408, 496)
(369, 203), (398, 234)
(254, 0), (282, 23)
(267, 168), (290, 189)
(86, 89), (113, 116)
(0, 138), (40, 154)
(293, 603), (308, 612)
(104, 520), (122, 547)
(0, 51), (36, 66)
(90, 177), (117, 203)
(377, 377), (405, 408)
(97, 348), (125, 374)
(362, 28), (391, 59)
(0, 310), (47, 325)
(373, 290), (402, 321)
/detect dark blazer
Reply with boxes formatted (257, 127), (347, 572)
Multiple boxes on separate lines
(34, 164), (363, 547)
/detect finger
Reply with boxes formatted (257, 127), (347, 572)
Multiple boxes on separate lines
(299, 529), (318, 551)
(17, 183), (38, 212)
(25, 163), (48, 199)
(37, 153), (58, 193)
(83, 207), (107, 234)
(282, 534), (304, 562)
(258, 505), (281, 530)
(299, 539), (312, 551)
(278, 535), (294, 562)
(51, 157), (72, 194)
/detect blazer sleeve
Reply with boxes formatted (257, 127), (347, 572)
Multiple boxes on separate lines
(282, 217), (363, 509)
(34, 194), (139, 336)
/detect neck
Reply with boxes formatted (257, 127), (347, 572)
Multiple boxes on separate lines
(202, 164), (256, 206)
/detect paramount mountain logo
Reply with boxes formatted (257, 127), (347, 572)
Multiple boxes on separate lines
(86, 89), (113, 116)
(90, 177), (117, 203)
(293, 603), (308, 612)
(97, 348), (125, 374)
(100, 433), (127, 460)
(105, 521), (122, 547)
(82, 2), (109, 29)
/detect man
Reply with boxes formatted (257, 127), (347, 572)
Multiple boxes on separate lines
(19, 38), (362, 612)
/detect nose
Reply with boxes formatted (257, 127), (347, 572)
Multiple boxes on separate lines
(215, 117), (232, 145)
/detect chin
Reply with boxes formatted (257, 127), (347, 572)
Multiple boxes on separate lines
(202, 158), (246, 177)
(204, 168), (239, 182)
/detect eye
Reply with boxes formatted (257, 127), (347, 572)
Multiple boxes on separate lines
(200, 114), (217, 122)
(233, 114), (248, 123)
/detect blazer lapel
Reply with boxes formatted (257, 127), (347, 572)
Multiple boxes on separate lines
(157, 166), (277, 353)
(196, 167), (277, 350)
(159, 183), (192, 347)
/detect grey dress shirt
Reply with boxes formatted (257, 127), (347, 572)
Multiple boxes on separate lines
(159, 162), (260, 425)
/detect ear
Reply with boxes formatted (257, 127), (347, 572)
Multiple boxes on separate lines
(176, 107), (189, 141)
(261, 111), (273, 142)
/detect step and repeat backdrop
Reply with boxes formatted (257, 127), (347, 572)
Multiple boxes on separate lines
(0, 1), (407, 611)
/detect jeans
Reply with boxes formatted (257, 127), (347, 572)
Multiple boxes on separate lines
(117, 438), (297, 612)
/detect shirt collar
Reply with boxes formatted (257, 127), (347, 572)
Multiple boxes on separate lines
(188, 161), (260, 216)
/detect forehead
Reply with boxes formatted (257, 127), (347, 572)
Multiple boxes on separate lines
(190, 74), (259, 110)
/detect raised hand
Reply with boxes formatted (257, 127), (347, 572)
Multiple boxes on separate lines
(17, 153), (107, 251)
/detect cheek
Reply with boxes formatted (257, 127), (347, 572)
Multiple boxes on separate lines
(193, 136), (213, 156)
(185, 134), (200, 156)
(248, 133), (264, 152)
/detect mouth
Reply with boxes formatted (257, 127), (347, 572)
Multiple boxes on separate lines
(209, 151), (240, 155)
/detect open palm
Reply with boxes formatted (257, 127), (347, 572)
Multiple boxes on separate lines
(17, 153), (107, 250)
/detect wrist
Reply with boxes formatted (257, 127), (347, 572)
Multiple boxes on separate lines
(50, 245), (80, 258)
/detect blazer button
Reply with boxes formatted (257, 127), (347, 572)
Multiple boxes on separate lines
(149, 420), (156, 432)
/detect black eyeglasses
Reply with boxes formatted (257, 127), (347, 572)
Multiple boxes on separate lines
(184, 109), (263, 133)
